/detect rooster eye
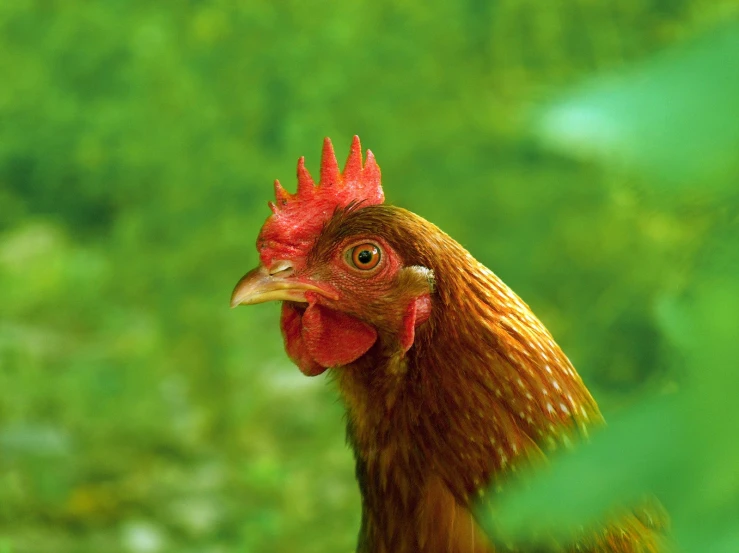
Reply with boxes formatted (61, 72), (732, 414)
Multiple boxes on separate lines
(349, 243), (381, 270)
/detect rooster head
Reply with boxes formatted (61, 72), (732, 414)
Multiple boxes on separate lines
(231, 137), (434, 376)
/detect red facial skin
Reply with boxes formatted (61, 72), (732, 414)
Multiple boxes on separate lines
(251, 135), (407, 374)
(258, 135), (383, 276)
(267, 235), (431, 376)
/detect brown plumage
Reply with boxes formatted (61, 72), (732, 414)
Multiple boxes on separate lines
(231, 137), (668, 552)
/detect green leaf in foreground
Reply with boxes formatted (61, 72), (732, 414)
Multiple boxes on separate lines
(536, 23), (739, 189)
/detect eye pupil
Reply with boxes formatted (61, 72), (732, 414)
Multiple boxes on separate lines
(357, 250), (373, 264)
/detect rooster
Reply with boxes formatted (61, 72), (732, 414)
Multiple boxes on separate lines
(231, 137), (667, 552)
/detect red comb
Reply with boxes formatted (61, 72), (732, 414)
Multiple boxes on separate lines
(269, 135), (383, 215)
(257, 136), (384, 267)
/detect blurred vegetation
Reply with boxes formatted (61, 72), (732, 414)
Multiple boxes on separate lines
(0, 2), (737, 552)
(479, 19), (739, 553)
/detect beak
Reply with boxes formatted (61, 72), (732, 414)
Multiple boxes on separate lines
(230, 263), (336, 308)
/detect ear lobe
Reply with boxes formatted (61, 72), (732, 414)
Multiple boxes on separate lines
(399, 294), (432, 353)
(394, 265), (434, 354)
(281, 303), (326, 376)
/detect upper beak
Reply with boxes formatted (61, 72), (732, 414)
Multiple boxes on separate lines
(230, 263), (335, 308)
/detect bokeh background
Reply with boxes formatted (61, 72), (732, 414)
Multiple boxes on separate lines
(1, 2), (737, 552)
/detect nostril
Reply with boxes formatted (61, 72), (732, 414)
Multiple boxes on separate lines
(268, 260), (294, 276)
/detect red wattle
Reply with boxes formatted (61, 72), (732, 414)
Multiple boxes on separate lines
(281, 303), (325, 376)
(302, 303), (378, 369)
(280, 301), (378, 376)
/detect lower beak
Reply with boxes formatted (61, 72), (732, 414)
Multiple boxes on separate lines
(230, 266), (333, 308)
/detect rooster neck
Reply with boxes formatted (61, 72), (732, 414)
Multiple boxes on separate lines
(333, 305), (602, 552)
(336, 349), (414, 452)
(335, 258), (603, 462)
(327, 212), (605, 550)
(333, 253), (604, 504)
(336, 356), (496, 553)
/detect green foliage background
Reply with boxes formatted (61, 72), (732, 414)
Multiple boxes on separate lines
(0, 2), (736, 552)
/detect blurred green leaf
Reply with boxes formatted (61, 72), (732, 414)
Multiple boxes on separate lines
(537, 22), (739, 188)
(478, 397), (679, 541)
